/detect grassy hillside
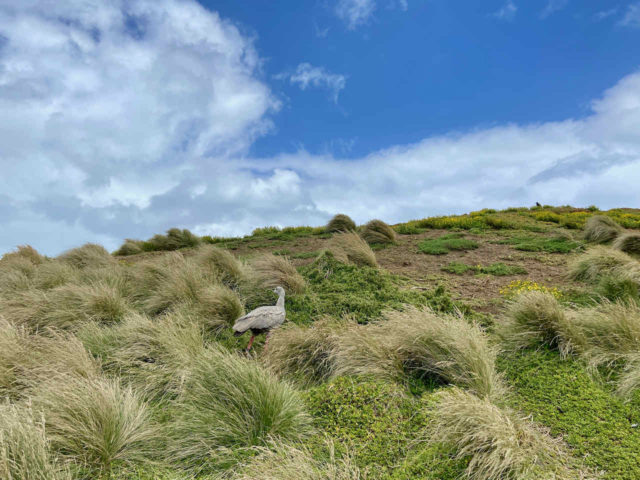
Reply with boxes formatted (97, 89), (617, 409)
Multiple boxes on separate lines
(2, 206), (640, 479)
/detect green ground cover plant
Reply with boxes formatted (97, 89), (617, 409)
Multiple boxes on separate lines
(442, 261), (527, 276)
(497, 234), (583, 253)
(418, 233), (479, 255)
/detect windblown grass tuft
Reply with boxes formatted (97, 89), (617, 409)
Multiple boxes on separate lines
(328, 231), (378, 267)
(57, 243), (116, 269)
(498, 290), (572, 356)
(233, 443), (362, 480)
(326, 214), (357, 233)
(360, 219), (397, 245)
(334, 307), (504, 399)
(568, 246), (640, 285)
(192, 244), (246, 288)
(0, 404), (72, 480)
(612, 232), (640, 257)
(251, 253), (306, 294)
(428, 388), (576, 480)
(583, 215), (622, 243)
(263, 318), (345, 384)
(32, 375), (156, 477)
(165, 345), (312, 472)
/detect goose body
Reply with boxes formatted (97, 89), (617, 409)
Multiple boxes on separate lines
(233, 286), (285, 350)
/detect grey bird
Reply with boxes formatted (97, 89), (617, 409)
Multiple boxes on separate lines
(233, 286), (286, 352)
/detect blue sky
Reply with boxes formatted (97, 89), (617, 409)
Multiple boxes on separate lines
(0, 0), (639, 255)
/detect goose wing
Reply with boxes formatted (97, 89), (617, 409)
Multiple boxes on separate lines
(232, 306), (285, 333)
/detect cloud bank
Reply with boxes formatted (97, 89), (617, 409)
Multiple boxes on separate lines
(0, 0), (639, 255)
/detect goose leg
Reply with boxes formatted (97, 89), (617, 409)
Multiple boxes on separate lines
(263, 331), (271, 353)
(245, 335), (256, 352)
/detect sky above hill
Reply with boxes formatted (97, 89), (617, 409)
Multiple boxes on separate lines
(1, 0), (639, 255)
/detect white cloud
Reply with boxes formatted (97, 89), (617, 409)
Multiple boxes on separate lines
(335, 0), (376, 30)
(493, 1), (517, 21)
(276, 63), (347, 103)
(621, 3), (640, 27)
(1, 0), (640, 257)
(540, 0), (569, 19)
(594, 8), (618, 21)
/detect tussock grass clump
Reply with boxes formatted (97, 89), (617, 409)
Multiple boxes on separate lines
(583, 215), (622, 243)
(0, 404), (72, 480)
(498, 291), (573, 356)
(612, 232), (640, 257)
(568, 301), (640, 372)
(166, 345), (312, 471)
(429, 388), (573, 480)
(131, 253), (244, 327)
(1, 245), (44, 265)
(32, 261), (78, 290)
(360, 219), (397, 245)
(0, 281), (132, 331)
(335, 307), (504, 399)
(328, 231), (377, 268)
(618, 354), (640, 399)
(568, 246), (640, 284)
(192, 244), (246, 288)
(57, 243), (115, 269)
(234, 443), (362, 480)
(263, 318), (345, 385)
(78, 311), (206, 399)
(32, 375), (155, 477)
(113, 239), (143, 256)
(252, 254), (306, 295)
(326, 214), (357, 233)
(149, 228), (200, 251)
(0, 319), (99, 397)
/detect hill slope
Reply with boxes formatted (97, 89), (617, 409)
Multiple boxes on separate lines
(2, 206), (640, 479)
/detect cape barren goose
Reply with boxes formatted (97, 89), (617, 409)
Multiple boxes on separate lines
(233, 286), (285, 352)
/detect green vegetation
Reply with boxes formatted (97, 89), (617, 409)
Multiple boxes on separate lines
(442, 261), (527, 276)
(418, 233), (479, 255)
(497, 234), (583, 253)
(286, 253), (460, 324)
(5, 206), (640, 479)
(500, 349), (640, 479)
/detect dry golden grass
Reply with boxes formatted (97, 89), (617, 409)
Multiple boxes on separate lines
(32, 261), (78, 290)
(328, 231), (377, 267)
(251, 254), (306, 294)
(428, 388), (580, 480)
(57, 243), (116, 269)
(326, 213), (357, 233)
(263, 317), (346, 385)
(32, 374), (156, 476)
(334, 307), (505, 400)
(0, 318), (99, 397)
(0, 403), (72, 480)
(192, 244), (247, 288)
(498, 291), (574, 357)
(583, 215), (622, 243)
(0, 281), (133, 331)
(165, 345), (312, 471)
(612, 232), (640, 257)
(568, 246), (640, 285)
(234, 443), (362, 480)
(360, 219), (397, 245)
(0, 245), (44, 265)
(77, 311), (206, 399)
